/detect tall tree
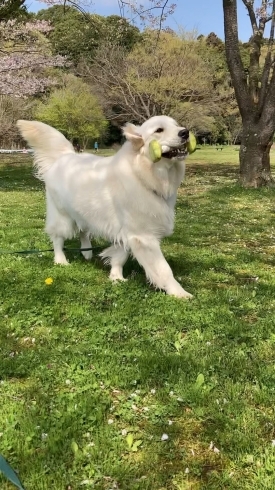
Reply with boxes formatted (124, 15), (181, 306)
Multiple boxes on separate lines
(223, 0), (275, 187)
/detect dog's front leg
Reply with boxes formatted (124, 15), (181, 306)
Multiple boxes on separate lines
(129, 236), (193, 299)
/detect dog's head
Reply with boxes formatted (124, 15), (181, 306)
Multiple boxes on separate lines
(123, 115), (190, 162)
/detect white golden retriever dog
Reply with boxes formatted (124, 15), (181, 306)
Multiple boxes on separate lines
(17, 116), (192, 299)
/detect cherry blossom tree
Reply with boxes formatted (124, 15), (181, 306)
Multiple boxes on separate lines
(0, 19), (65, 97)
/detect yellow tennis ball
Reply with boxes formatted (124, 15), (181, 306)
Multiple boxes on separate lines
(149, 139), (162, 162)
(186, 132), (196, 154)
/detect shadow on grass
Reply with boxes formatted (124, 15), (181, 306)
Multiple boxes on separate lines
(0, 158), (42, 192)
(186, 162), (239, 177)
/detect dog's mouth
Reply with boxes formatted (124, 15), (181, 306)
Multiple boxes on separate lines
(162, 145), (187, 160)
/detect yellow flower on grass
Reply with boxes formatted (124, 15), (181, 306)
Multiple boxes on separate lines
(45, 277), (53, 285)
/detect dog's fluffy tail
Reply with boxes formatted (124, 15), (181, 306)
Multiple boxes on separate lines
(17, 120), (75, 180)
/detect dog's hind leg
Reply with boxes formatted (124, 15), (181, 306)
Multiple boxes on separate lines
(80, 231), (93, 260)
(100, 245), (129, 282)
(45, 190), (74, 265)
(129, 236), (193, 299)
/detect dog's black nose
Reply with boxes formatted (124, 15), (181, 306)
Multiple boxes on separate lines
(178, 129), (189, 140)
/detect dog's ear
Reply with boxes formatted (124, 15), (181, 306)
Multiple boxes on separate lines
(123, 123), (144, 150)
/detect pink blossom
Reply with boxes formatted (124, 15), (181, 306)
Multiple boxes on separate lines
(0, 19), (66, 97)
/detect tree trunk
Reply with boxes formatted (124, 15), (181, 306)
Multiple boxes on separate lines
(239, 122), (274, 187)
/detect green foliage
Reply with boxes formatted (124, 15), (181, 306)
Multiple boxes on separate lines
(130, 30), (213, 112)
(103, 15), (140, 50)
(36, 6), (140, 64)
(36, 6), (102, 64)
(0, 0), (29, 21)
(34, 75), (107, 146)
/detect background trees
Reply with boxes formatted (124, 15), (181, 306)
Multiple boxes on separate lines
(36, 6), (140, 64)
(36, 6), (103, 65)
(1, 0), (253, 152)
(85, 31), (217, 133)
(35, 75), (107, 147)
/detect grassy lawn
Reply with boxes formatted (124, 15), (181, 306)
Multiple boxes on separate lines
(1, 147), (275, 489)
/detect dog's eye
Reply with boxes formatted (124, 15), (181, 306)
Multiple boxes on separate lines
(155, 128), (164, 133)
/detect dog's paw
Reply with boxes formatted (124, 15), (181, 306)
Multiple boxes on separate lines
(109, 273), (127, 282)
(110, 277), (128, 283)
(167, 285), (193, 299)
(82, 251), (93, 261)
(54, 258), (69, 265)
(177, 290), (193, 300)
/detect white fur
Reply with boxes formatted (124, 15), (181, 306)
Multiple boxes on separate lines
(17, 115), (192, 299)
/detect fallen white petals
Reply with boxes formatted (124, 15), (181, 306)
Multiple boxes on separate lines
(209, 441), (220, 453)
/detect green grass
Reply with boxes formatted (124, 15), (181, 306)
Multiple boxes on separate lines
(1, 148), (275, 489)
(85, 149), (115, 157)
(188, 144), (275, 165)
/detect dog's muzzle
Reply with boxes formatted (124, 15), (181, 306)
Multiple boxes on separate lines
(161, 129), (190, 160)
(178, 128), (189, 142)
